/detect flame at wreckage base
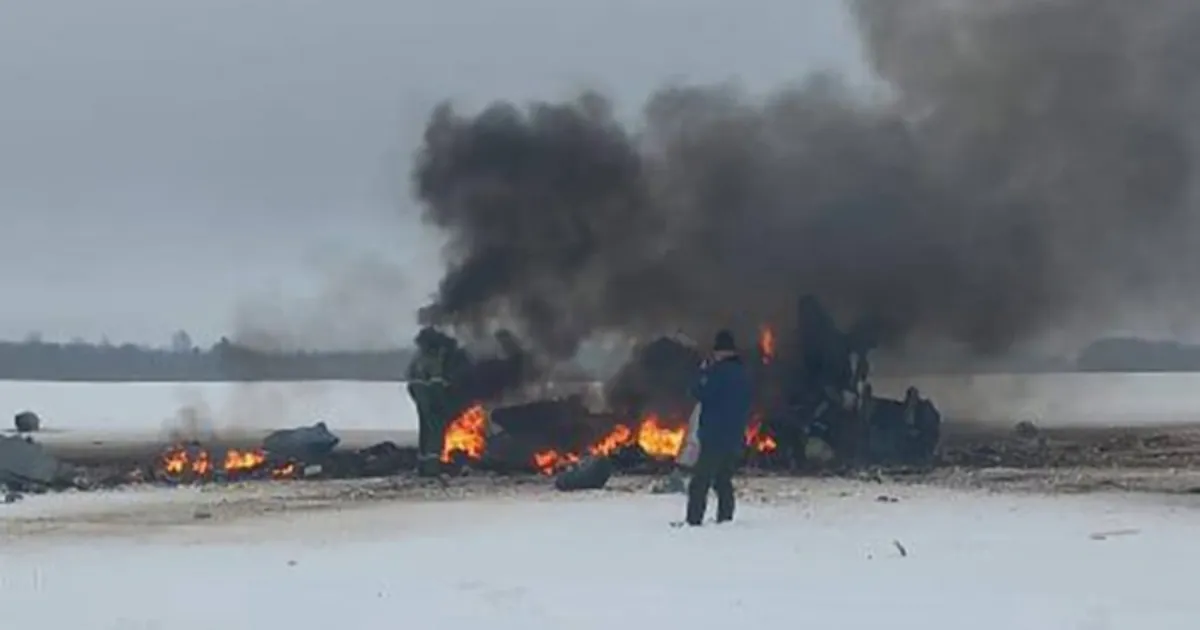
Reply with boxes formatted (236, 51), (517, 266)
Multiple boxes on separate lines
(432, 315), (943, 474)
(431, 325), (781, 474)
(441, 404), (777, 476)
(440, 326), (780, 475)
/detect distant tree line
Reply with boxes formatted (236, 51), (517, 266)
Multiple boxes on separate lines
(0, 334), (415, 382)
(0, 331), (1194, 381)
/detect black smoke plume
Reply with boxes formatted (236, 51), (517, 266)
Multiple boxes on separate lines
(411, 0), (1200, 361)
(415, 327), (536, 403)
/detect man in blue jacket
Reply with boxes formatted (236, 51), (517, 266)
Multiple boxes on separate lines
(685, 329), (754, 526)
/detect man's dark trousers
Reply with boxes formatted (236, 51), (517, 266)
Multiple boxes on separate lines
(409, 382), (450, 457)
(686, 448), (738, 525)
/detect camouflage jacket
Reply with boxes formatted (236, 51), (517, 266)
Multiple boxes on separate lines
(407, 349), (449, 385)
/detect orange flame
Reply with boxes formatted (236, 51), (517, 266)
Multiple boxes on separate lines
(272, 462), (298, 479)
(533, 449), (580, 474)
(759, 325), (775, 364)
(158, 445), (295, 479)
(224, 449), (266, 471)
(532, 423), (631, 475)
(636, 414), (686, 458)
(531, 414), (693, 475)
(162, 450), (185, 475)
(441, 403), (488, 463)
(590, 424), (633, 456)
(529, 410), (778, 475)
(745, 416), (778, 453)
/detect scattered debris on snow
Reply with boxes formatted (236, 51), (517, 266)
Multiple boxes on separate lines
(554, 456), (612, 491)
(13, 410), (41, 433)
(0, 434), (70, 490)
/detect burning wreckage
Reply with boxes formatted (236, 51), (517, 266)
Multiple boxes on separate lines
(0, 297), (940, 498)
(410, 295), (942, 489)
(141, 423), (424, 485)
(0, 421), (419, 500)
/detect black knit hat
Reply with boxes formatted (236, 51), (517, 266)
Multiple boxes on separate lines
(713, 329), (736, 352)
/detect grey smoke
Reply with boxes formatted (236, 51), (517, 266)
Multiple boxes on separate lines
(232, 253), (412, 352)
(411, 0), (1200, 360)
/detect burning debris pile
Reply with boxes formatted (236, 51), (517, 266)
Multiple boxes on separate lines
(147, 422), (418, 484)
(417, 295), (938, 481)
(151, 422), (341, 483)
(420, 323), (783, 480)
(157, 443), (299, 482)
(408, 314), (785, 478)
(0, 424), (419, 499)
(437, 399), (777, 477)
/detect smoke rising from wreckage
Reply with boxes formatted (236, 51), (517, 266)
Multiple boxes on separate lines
(411, 0), (1200, 363)
(397, 0), (1200, 481)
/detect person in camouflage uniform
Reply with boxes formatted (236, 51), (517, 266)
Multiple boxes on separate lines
(407, 328), (460, 476)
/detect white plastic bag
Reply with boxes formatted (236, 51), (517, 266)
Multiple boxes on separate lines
(677, 403), (702, 467)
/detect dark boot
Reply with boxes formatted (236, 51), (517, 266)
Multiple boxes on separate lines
(713, 453), (736, 523)
(715, 488), (735, 523)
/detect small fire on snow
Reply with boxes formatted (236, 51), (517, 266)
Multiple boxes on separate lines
(158, 445), (297, 480)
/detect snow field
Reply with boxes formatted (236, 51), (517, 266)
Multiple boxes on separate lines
(1, 480), (1198, 630)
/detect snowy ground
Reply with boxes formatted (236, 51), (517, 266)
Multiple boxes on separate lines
(2, 477), (1200, 630)
(3, 377), (1200, 629)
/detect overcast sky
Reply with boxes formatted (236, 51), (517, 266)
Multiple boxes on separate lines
(0, 0), (862, 348)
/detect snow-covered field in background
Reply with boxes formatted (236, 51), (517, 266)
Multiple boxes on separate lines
(877, 372), (1200, 426)
(0, 380), (420, 434)
(1, 372), (1200, 439)
(2, 481), (1199, 629)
